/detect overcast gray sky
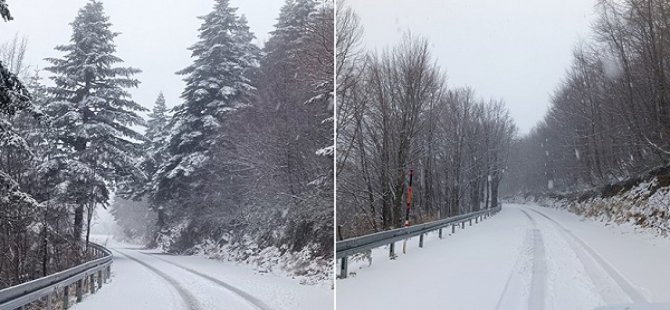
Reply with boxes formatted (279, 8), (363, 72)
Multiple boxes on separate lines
(0, 0), (284, 115)
(349, 0), (597, 134)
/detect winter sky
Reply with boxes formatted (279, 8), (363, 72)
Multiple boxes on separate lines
(349, 0), (597, 134)
(0, 0), (284, 115)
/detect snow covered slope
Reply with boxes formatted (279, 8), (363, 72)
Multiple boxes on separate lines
(518, 165), (670, 235)
(336, 203), (670, 310)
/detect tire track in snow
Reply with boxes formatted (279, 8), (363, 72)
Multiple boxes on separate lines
(527, 207), (647, 304)
(495, 208), (546, 310)
(519, 209), (547, 310)
(138, 251), (273, 310)
(113, 249), (202, 310)
(495, 229), (528, 310)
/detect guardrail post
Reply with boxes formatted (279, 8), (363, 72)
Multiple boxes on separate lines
(340, 257), (349, 279)
(476, 216), (479, 223)
(46, 292), (52, 310)
(63, 285), (70, 309)
(106, 265), (111, 282)
(461, 221), (465, 229)
(76, 278), (83, 302)
(419, 233), (424, 248)
(452, 224), (455, 234)
(389, 242), (396, 259)
(438, 228), (443, 239)
(469, 218), (472, 226)
(98, 270), (103, 289)
(90, 274), (96, 294)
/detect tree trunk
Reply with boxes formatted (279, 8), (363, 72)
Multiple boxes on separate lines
(73, 205), (84, 243)
(491, 176), (500, 209)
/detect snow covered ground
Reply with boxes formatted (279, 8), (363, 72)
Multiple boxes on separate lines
(72, 237), (332, 310)
(336, 203), (670, 310)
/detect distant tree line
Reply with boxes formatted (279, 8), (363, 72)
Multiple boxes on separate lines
(336, 3), (516, 237)
(0, 0), (333, 288)
(501, 0), (670, 195)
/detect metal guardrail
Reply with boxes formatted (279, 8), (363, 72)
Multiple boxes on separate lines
(0, 242), (113, 310)
(336, 206), (502, 278)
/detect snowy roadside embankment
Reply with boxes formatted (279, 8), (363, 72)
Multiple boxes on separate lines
(508, 165), (670, 236)
(187, 238), (332, 286)
(156, 224), (333, 287)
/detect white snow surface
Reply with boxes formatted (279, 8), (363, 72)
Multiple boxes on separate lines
(336, 203), (670, 310)
(73, 237), (332, 310)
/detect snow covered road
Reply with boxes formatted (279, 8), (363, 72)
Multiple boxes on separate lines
(73, 246), (332, 310)
(337, 203), (670, 310)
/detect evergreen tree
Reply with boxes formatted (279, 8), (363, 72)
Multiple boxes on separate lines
(44, 0), (146, 246)
(250, 0), (333, 256)
(142, 93), (170, 190)
(134, 93), (170, 233)
(0, 0), (39, 218)
(259, 0), (318, 195)
(302, 1), (334, 180)
(146, 93), (169, 152)
(0, 0), (31, 117)
(153, 0), (259, 205)
(264, 0), (316, 94)
(0, 5), (59, 284)
(0, 64), (30, 115)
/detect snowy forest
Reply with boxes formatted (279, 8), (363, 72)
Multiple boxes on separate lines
(0, 0), (333, 289)
(501, 0), (670, 194)
(335, 3), (517, 237)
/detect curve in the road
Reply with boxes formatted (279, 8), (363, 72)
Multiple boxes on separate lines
(113, 249), (202, 310)
(528, 208), (647, 304)
(138, 251), (274, 310)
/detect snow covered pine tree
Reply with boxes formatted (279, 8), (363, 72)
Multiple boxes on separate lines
(44, 0), (146, 252)
(257, 0), (334, 258)
(152, 0), (259, 217)
(0, 0), (31, 115)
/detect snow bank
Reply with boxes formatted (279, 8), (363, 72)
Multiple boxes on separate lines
(190, 238), (332, 286)
(155, 222), (332, 286)
(509, 165), (670, 236)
